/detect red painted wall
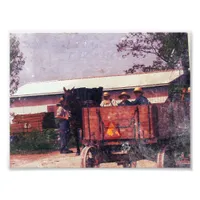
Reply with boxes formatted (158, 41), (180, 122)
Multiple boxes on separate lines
(105, 86), (168, 100)
(10, 94), (62, 108)
(11, 86), (169, 108)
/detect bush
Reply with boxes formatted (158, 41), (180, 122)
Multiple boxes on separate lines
(10, 129), (81, 154)
(10, 129), (59, 154)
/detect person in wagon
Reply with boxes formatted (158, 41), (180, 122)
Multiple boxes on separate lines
(100, 92), (117, 107)
(118, 91), (132, 106)
(55, 98), (73, 154)
(132, 87), (150, 105)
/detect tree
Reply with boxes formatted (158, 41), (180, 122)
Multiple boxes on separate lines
(10, 34), (25, 95)
(116, 33), (190, 77)
(117, 32), (190, 101)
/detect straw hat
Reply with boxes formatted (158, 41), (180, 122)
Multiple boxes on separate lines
(103, 92), (110, 97)
(119, 91), (130, 99)
(133, 87), (143, 93)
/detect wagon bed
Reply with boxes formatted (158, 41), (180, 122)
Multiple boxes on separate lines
(80, 102), (190, 168)
(82, 102), (190, 143)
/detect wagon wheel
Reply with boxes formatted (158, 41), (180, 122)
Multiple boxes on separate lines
(80, 146), (99, 168)
(157, 145), (176, 168)
(122, 161), (137, 168)
(129, 161), (137, 168)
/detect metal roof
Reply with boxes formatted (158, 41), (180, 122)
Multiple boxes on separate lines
(11, 70), (183, 98)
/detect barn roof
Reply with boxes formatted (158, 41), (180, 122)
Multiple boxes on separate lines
(11, 70), (184, 98)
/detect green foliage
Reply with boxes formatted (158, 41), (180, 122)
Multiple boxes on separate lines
(10, 128), (79, 154)
(168, 84), (185, 102)
(10, 34), (25, 96)
(10, 129), (59, 154)
(117, 32), (189, 74)
(169, 84), (184, 94)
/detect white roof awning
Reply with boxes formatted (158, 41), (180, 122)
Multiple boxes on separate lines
(11, 70), (184, 98)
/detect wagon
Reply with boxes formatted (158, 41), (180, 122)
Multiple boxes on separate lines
(80, 102), (190, 168)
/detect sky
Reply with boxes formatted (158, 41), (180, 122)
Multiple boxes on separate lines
(16, 33), (155, 86)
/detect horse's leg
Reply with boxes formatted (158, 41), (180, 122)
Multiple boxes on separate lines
(75, 127), (81, 155)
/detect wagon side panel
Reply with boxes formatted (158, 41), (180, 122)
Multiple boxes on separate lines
(137, 105), (157, 139)
(82, 105), (160, 141)
(82, 107), (101, 141)
(99, 106), (137, 140)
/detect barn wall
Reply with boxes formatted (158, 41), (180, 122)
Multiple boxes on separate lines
(105, 86), (169, 103)
(10, 86), (169, 115)
(10, 95), (62, 115)
(10, 94), (62, 108)
(10, 105), (48, 115)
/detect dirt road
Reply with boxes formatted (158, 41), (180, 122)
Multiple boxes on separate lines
(10, 149), (157, 168)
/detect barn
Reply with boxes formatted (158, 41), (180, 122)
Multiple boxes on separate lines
(10, 69), (184, 116)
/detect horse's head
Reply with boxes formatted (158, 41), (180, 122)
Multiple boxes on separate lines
(63, 86), (75, 97)
(62, 86), (82, 110)
(62, 87), (75, 107)
(62, 87), (82, 124)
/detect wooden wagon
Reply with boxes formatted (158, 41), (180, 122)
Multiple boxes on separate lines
(80, 102), (190, 168)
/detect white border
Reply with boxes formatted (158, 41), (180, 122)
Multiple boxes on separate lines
(1, 1), (200, 200)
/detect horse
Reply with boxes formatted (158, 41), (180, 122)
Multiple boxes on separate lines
(62, 87), (82, 155)
(61, 86), (103, 155)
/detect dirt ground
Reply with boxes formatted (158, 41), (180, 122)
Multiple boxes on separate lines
(10, 148), (157, 168)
